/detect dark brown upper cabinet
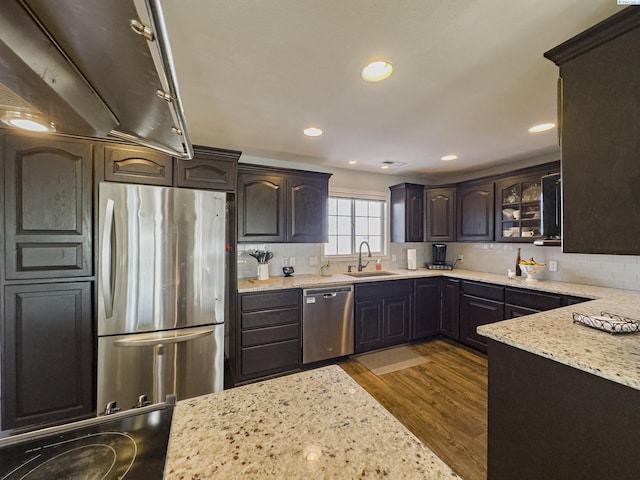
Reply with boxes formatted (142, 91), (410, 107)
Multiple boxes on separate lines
(390, 183), (424, 243)
(237, 165), (331, 243)
(238, 169), (286, 242)
(545, 8), (640, 254)
(102, 143), (240, 191)
(3, 134), (93, 279)
(456, 181), (495, 242)
(494, 163), (559, 243)
(286, 173), (329, 243)
(425, 187), (456, 242)
(102, 143), (173, 186)
(176, 146), (239, 191)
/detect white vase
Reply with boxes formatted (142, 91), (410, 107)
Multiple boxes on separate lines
(257, 263), (269, 280)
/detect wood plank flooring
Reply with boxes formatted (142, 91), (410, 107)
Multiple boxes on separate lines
(340, 340), (487, 480)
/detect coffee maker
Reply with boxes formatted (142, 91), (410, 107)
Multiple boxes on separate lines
(427, 243), (453, 270)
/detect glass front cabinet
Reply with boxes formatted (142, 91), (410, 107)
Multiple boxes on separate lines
(495, 174), (543, 242)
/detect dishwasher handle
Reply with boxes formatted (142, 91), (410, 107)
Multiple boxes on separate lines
(323, 293), (337, 299)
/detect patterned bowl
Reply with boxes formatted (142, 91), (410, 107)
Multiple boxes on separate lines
(520, 264), (546, 282)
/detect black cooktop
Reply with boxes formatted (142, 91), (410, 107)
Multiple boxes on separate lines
(0, 396), (175, 479)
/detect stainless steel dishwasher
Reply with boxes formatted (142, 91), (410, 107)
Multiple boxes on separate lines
(302, 286), (354, 364)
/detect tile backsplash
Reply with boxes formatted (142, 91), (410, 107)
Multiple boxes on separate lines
(447, 243), (640, 291)
(238, 242), (640, 292)
(237, 242), (427, 279)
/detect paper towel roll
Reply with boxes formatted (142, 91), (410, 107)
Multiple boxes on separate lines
(407, 249), (417, 270)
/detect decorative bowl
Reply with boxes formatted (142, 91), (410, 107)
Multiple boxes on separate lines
(520, 264), (546, 282)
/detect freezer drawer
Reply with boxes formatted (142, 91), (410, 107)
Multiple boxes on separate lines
(97, 325), (223, 413)
(302, 286), (354, 364)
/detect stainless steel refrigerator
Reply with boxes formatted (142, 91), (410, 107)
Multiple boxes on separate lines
(97, 182), (225, 413)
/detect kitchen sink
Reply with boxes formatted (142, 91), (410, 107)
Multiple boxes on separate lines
(344, 271), (398, 278)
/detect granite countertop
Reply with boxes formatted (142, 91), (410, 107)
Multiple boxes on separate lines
(239, 268), (640, 391)
(237, 267), (610, 299)
(165, 365), (459, 479)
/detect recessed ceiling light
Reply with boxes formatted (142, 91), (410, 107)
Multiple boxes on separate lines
(361, 61), (394, 82)
(381, 165), (390, 169)
(528, 123), (556, 133)
(348, 160), (357, 164)
(1, 111), (55, 133)
(303, 127), (323, 137)
(441, 154), (458, 161)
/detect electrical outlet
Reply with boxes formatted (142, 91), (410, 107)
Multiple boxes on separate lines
(308, 256), (318, 266)
(457, 254), (464, 262)
(290, 257), (296, 266)
(391, 254), (397, 262)
(282, 257), (289, 267)
(549, 260), (558, 272)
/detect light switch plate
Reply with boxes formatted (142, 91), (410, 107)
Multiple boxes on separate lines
(290, 257), (296, 266)
(309, 256), (318, 266)
(549, 260), (558, 272)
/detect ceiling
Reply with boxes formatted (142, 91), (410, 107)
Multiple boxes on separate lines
(163, 0), (623, 180)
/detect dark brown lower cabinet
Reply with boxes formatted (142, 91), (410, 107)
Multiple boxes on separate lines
(488, 339), (640, 480)
(412, 278), (441, 340)
(355, 280), (412, 353)
(2, 282), (93, 430)
(460, 294), (504, 353)
(236, 290), (301, 383)
(441, 279), (460, 339)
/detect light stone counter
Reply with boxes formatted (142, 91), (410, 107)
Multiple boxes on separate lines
(165, 365), (459, 479)
(239, 269), (640, 391)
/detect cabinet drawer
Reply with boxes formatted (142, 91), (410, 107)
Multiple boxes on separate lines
(505, 288), (562, 311)
(241, 340), (300, 376)
(241, 324), (300, 347)
(461, 281), (504, 302)
(240, 290), (300, 312)
(241, 308), (299, 329)
(355, 280), (412, 301)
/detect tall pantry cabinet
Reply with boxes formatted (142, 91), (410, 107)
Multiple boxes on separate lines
(1, 133), (94, 430)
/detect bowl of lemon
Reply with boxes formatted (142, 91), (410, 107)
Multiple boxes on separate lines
(519, 259), (546, 282)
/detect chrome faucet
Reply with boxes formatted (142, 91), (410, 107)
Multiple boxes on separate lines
(357, 241), (372, 271)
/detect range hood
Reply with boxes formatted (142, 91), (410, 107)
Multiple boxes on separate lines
(0, 0), (193, 158)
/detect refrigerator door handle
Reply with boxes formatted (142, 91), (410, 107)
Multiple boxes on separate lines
(101, 198), (115, 318)
(113, 328), (214, 347)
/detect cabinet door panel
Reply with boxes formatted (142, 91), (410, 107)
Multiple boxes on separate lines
(4, 135), (93, 279)
(237, 173), (285, 242)
(355, 300), (384, 353)
(287, 174), (328, 243)
(103, 144), (173, 186)
(383, 296), (410, 346)
(2, 282), (93, 429)
(413, 278), (441, 340)
(457, 182), (495, 242)
(442, 279), (460, 339)
(390, 183), (424, 243)
(460, 294), (504, 352)
(426, 188), (456, 242)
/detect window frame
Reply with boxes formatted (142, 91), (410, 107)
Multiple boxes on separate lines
(323, 188), (390, 261)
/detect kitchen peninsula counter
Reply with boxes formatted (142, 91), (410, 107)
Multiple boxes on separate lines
(165, 365), (459, 479)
